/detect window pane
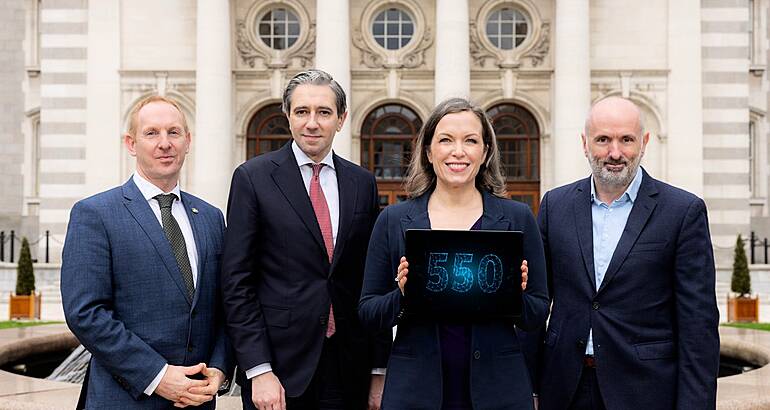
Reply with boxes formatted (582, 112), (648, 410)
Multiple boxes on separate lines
(373, 22), (384, 35)
(387, 23), (399, 35)
(500, 37), (513, 49)
(403, 22), (413, 36)
(486, 22), (498, 35)
(387, 38), (399, 49)
(258, 8), (300, 50)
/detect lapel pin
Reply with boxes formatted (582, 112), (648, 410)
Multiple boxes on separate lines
(191, 208), (198, 214)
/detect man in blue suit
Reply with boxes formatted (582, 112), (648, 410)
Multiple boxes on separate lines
(534, 97), (719, 410)
(62, 95), (233, 408)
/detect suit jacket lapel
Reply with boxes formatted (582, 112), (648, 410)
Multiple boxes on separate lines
(181, 192), (206, 307)
(122, 179), (192, 305)
(597, 172), (658, 294)
(480, 191), (510, 231)
(573, 178), (597, 292)
(271, 144), (328, 261)
(400, 194), (430, 233)
(330, 156), (357, 276)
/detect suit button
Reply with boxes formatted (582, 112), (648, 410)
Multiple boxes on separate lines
(577, 340), (586, 347)
(473, 350), (481, 360)
(320, 317), (328, 326)
(592, 302), (600, 310)
(187, 344), (194, 352)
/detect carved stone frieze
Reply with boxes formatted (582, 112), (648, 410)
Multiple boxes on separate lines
(236, 19), (267, 68)
(469, 22), (498, 68)
(352, 25), (432, 69)
(523, 22), (550, 67)
(235, 1), (315, 69)
(352, 28), (385, 68)
(401, 27), (432, 68)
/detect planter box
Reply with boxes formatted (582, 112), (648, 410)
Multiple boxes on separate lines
(9, 292), (41, 320)
(727, 295), (759, 323)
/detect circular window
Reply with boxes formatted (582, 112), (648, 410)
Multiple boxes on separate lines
(257, 8), (300, 50)
(485, 8), (529, 50)
(372, 8), (414, 50)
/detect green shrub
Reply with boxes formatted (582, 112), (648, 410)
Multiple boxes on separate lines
(731, 234), (751, 297)
(15, 237), (35, 296)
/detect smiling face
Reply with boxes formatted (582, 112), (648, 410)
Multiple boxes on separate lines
(286, 84), (348, 163)
(582, 97), (649, 190)
(124, 101), (190, 192)
(427, 111), (488, 191)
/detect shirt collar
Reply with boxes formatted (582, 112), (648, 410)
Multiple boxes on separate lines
(291, 140), (335, 170)
(132, 172), (182, 202)
(590, 167), (643, 205)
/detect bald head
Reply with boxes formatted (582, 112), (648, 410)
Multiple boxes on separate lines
(581, 96), (650, 195)
(584, 97), (643, 138)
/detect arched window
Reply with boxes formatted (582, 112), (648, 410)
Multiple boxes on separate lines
(246, 103), (291, 160)
(487, 103), (540, 210)
(360, 104), (422, 207)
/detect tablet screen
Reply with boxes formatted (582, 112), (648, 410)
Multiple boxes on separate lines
(404, 229), (523, 321)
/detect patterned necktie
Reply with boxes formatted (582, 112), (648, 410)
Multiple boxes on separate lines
(154, 193), (195, 300)
(309, 163), (336, 337)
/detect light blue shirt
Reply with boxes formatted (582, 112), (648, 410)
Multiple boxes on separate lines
(585, 169), (643, 355)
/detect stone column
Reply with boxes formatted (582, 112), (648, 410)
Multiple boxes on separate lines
(434, 0), (470, 104)
(316, 0), (352, 160)
(193, 0), (232, 211)
(552, 0), (591, 187)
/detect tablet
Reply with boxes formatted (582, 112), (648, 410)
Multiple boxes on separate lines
(404, 229), (524, 321)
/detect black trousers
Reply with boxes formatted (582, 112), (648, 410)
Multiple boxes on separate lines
(242, 335), (350, 410)
(567, 366), (607, 410)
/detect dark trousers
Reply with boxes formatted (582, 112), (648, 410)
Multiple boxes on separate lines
(568, 366), (607, 410)
(242, 335), (348, 410)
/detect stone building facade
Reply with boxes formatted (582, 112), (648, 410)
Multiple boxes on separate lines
(1, 0), (768, 271)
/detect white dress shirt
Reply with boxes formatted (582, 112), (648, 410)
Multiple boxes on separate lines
(132, 172), (199, 395)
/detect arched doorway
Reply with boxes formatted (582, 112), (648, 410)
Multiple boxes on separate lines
(486, 103), (540, 210)
(360, 104), (423, 208)
(246, 103), (291, 160)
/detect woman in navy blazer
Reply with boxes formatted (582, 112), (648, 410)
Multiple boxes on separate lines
(359, 98), (549, 409)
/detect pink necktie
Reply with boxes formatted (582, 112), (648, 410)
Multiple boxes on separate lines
(309, 163), (336, 338)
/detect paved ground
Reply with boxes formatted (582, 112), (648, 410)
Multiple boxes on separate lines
(0, 325), (769, 409)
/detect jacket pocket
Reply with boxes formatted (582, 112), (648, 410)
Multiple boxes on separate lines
(632, 241), (668, 252)
(261, 305), (290, 328)
(634, 340), (675, 360)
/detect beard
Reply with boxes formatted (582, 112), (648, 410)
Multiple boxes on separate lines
(588, 151), (642, 189)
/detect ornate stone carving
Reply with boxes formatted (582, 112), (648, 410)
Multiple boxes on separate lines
(352, 25), (432, 69)
(402, 27), (432, 68)
(523, 22), (550, 67)
(235, 1), (315, 69)
(469, 22), (498, 68)
(352, 28), (385, 68)
(236, 19), (267, 68)
(292, 24), (315, 67)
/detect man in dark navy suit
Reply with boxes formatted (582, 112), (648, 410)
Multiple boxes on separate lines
(533, 97), (719, 410)
(61, 95), (233, 409)
(221, 69), (390, 410)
